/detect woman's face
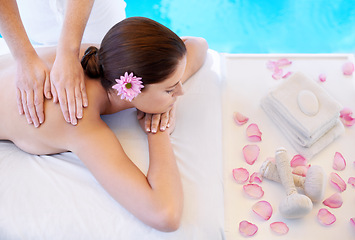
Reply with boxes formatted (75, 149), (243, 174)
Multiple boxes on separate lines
(133, 56), (186, 114)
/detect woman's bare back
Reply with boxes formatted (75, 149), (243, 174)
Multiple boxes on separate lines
(0, 46), (109, 155)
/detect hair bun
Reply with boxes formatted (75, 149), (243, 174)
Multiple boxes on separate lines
(81, 46), (101, 78)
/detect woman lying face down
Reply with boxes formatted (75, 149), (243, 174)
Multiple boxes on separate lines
(0, 17), (208, 231)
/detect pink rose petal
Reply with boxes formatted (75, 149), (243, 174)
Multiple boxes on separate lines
(290, 154), (307, 167)
(339, 108), (355, 127)
(330, 172), (347, 192)
(319, 73), (327, 82)
(333, 152), (346, 171)
(282, 71), (292, 78)
(348, 177), (355, 187)
(276, 58), (292, 67)
(317, 208), (336, 225)
(292, 165), (309, 177)
(350, 218), (355, 228)
(233, 112), (249, 125)
(246, 123), (262, 142)
(322, 193), (343, 208)
(239, 220), (258, 237)
(252, 201), (273, 220)
(233, 168), (250, 184)
(340, 107), (353, 118)
(266, 60), (277, 71)
(243, 184), (264, 199)
(249, 172), (263, 183)
(342, 61), (354, 75)
(270, 222), (289, 235)
(272, 67), (283, 80)
(243, 145), (260, 165)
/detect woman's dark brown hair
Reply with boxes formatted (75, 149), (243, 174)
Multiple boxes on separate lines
(81, 17), (187, 90)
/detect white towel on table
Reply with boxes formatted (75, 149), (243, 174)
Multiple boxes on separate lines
(261, 72), (344, 159)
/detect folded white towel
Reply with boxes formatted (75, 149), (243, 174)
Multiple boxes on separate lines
(261, 72), (344, 159)
(262, 72), (342, 147)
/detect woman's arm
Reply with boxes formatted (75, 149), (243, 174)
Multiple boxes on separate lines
(71, 119), (183, 232)
(181, 36), (209, 84)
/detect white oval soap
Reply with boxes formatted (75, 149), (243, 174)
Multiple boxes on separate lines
(297, 90), (319, 116)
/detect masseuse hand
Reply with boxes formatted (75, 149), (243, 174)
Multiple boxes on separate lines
(137, 104), (176, 135)
(49, 50), (88, 125)
(15, 54), (50, 128)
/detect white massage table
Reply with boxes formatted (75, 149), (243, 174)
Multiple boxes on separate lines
(1, 38), (355, 239)
(0, 39), (225, 239)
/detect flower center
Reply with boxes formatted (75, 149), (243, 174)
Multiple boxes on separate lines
(125, 82), (132, 89)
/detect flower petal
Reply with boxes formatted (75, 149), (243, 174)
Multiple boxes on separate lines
(330, 172), (347, 192)
(319, 73), (327, 82)
(276, 58), (292, 67)
(233, 168), (249, 184)
(292, 165), (309, 177)
(282, 71), (292, 79)
(340, 108), (353, 118)
(266, 60), (277, 71)
(290, 154), (307, 167)
(342, 61), (354, 75)
(243, 184), (264, 199)
(233, 112), (249, 125)
(317, 208), (336, 225)
(333, 152), (346, 171)
(246, 123), (262, 142)
(249, 172), (263, 183)
(348, 177), (355, 187)
(243, 145), (260, 165)
(272, 67), (283, 80)
(322, 193), (343, 208)
(252, 201), (273, 220)
(350, 218), (355, 228)
(239, 220), (258, 237)
(270, 222), (289, 235)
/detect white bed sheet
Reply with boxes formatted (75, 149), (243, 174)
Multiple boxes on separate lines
(222, 53), (355, 240)
(0, 44), (225, 240)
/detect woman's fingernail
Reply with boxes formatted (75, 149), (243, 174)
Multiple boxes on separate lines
(146, 128), (151, 132)
(161, 127), (166, 131)
(152, 129), (157, 133)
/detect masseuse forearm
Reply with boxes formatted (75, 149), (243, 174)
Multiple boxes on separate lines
(57, 0), (95, 54)
(146, 131), (183, 230)
(0, 0), (36, 60)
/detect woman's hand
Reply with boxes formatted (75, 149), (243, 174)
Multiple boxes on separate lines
(137, 104), (176, 135)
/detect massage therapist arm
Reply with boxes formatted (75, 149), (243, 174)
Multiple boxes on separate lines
(0, 0), (95, 127)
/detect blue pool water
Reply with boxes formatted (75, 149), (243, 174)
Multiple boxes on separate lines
(126, 0), (355, 54)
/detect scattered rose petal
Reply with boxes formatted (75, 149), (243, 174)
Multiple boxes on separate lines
(333, 152), (346, 171)
(322, 193), (343, 208)
(342, 61), (354, 75)
(290, 154), (307, 167)
(282, 71), (292, 78)
(317, 208), (336, 225)
(243, 184), (264, 199)
(330, 172), (347, 192)
(243, 145), (260, 165)
(270, 222), (289, 235)
(246, 123), (262, 142)
(276, 58), (292, 67)
(252, 201), (273, 220)
(319, 73), (326, 82)
(348, 177), (355, 187)
(239, 220), (258, 237)
(233, 168), (250, 184)
(233, 112), (249, 125)
(339, 107), (355, 127)
(249, 172), (263, 183)
(272, 67), (283, 80)
(292, 165), (309, 177)
(266, 60), (277, 71)
(350, 218), (355, 228)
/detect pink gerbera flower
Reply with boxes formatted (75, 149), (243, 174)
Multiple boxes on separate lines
(112, 72), (144, 101)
